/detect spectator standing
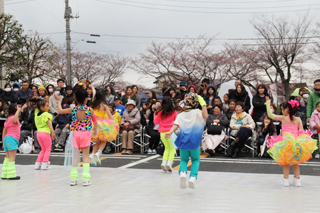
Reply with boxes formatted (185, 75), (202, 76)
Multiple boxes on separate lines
(307, 79), (320, 123)
(223, 94), (230, 111)
(61, 85), (75, 105)
(198, 78), (210, 97)
(147, 91), (157, 108)
(228, 79), (242, 98)
(131, 85), (141, 109)
(230, 84), (251, 113)
(121, 86), (135, 106)
(12, 82), (20, 94)
(16, 81), (33, 105)
(52, 104), (71, 151)
(188, 85), (197, 93)
(225, 99), (236, 121)
(0, 83), (17, 105)
(57, 79), (66, 97)
(31, 85), (38, 99)
(46, 84), (54, 97)
(49, 87), (63, 116)
(204, 85), (218, 114)
(0, 99), (9, 118)
(147, 101), (161, 154)
(105, 85), (115, 105)
(252, 84), (270, 122)
(175, 81), (187, 100)
(297, 88), (310, 113)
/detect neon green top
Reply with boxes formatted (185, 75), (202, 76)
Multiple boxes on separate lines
(34, 109), (53, 134)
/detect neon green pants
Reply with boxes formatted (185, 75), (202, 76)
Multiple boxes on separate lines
(160, 132), (176, 162)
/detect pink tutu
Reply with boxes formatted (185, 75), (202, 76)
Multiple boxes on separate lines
(267, 129), (313, 148)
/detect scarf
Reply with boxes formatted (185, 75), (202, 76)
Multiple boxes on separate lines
(236, 112), (243, 121)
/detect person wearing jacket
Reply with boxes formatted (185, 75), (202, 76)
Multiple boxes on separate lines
(203, 105), (229, 156)
(230, 84), (251, 113)
(204, 84), (219, 114)
(228, 102), (255, 158)
(120, 100), (141, 155)
(188, 85), (197, 93)
(310, 102), (320, 157)
(0, 83), (17, 105)
(252, 84), (270, 122)
(16, 81), (33, 105)
(52, 104), (72, 151)
(12, 82), (20, 94)
(307, 79), (320, 123)
(61, 85), (75, 105)
(49, 87), (64, 116)
(175, 81), (188, 101)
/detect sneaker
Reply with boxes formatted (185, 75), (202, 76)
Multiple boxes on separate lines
(282, 178), (290, 187)
(104, 146), (112, 154)
(126, 150), (133, 155)
(94, 153), (101, 166)
(41, 163), (51, 170)
(188, 176), (196, 189)
(121, 149), (126, 154)
(147, 148), (152, 155)
(34, 162), (41, 170)
(293, 177), (301, 187)
(83, 179), (91, 186)
(89, 153), (96, 166)
(180, 171), (187, 189)
(70, 178), (77, 186)
(161, 160), (167, 172)
(315, 154), (320, 159)
(7, 176), (21, 180)
(152, 149), (157, 154)
(166, 160), (173, 172)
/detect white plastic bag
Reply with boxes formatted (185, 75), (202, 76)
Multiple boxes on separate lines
(18, 136), (33, 154)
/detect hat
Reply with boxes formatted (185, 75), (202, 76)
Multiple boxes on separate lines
(38, 85), (47, 92)
(126, 99), (136, 107)
(180, 81), (187, 86)
(179, 92), (199, 109)
(114, 96), (121, 101)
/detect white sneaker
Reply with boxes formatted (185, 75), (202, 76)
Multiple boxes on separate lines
(293, 177), (301, 187)
(70, 178), (77, 186)
(94, 152), (101, 166)
(315, 154), (320, 159)
(34, 162), (41, 170)
(166, 160), (173, 172)
(282, 178), (290, 187)
(180, 171), (187, 189)
(147, 148), (152, 155)
(41, 163), (51, 170)
(89, 153), (96, 166)
(161, 160), (167, 172)
(188, 176), (196, 189)
(152, 149), (157, 154)
(83, 179), (91, 186)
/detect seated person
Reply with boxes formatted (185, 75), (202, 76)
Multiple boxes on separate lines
(203, 105), (229, 156)
(52, 104), (72, 151)
(140, 101), (151, 127)
(228, 102), (255, 158)
(256, 115), (277, 157)
(19, 98), (41, 153)
(214, 97), (223, 108)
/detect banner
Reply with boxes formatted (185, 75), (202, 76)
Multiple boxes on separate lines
(269, 84), (277, 106)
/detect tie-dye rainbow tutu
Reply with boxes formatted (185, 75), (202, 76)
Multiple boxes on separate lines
(267, 132), (318, 166)
(91, 119), (120, 142)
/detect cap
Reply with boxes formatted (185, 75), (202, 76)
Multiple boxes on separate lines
(126, 99), (136, 107)
(180, 81), (187, 86)
(114, 96), (121, 101)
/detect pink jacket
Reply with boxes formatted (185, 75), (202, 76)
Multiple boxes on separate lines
(154, 110), (178, 133)
(310, 109), (320, 134)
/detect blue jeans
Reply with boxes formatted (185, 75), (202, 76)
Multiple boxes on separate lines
(179, 147), (200, 179)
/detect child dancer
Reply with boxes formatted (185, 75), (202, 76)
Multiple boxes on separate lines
(256, 115), (277, 157)
(266, 100), (317, 186)
(55, 83), (97, 186)
(166, 93), (207, 189)
(90, 90), (119, 165)
(104, 103), (121, 154)
(1, 104), (27, 180)
(154, 96), (178, 172)
(34, 100), (55, 170)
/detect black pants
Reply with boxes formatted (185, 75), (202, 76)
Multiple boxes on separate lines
(148, 128), (160, 150)
(235, 127), (252, 149)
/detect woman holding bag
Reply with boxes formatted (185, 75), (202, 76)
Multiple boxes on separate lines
(202, 105), (229, 156)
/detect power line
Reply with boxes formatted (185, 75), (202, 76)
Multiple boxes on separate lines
(96, 0), (320, 14)
(112, 0), (320, 10)
(4, 0), (34, 5)
(34, 0), (65, 25)
(163, 0), (298, 3)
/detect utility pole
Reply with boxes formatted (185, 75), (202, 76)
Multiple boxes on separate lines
(64, 0), (78, 86)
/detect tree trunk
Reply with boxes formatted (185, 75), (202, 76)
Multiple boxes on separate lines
(283, 80), (291, 101)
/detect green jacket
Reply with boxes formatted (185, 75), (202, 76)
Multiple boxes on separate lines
(307, 91), (320, 118)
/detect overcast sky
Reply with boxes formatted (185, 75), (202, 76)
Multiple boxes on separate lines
(4, 0), (320, 87)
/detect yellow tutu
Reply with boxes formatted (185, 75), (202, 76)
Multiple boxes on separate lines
(267, 132), (318, 166)
(91, 119), (120, 142)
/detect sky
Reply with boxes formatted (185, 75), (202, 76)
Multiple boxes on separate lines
(3, 0), (320, 88)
